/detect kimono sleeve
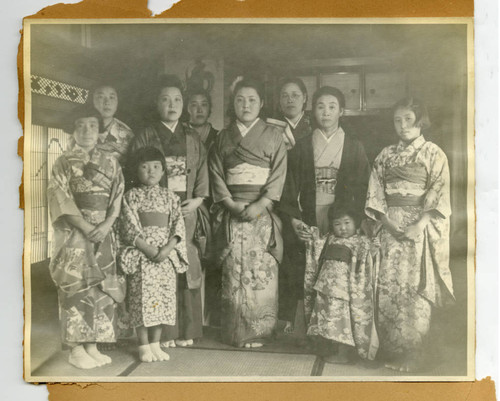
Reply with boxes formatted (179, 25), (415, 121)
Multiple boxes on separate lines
(119, 189), (143, 246)
(47, 154), (82, 224)
(106, 161), (125, 219)
(208, 135), (232, 203)
(278, 144), (302, 220)
(193, 136), (210, 199)
(260, 129), (288, 202)
(365, 149), (388, 221)
(167, 192), (189, 273)
(424, 145), (451, 219)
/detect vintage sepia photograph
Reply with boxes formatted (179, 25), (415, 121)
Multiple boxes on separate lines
(23, 19), (474, 382)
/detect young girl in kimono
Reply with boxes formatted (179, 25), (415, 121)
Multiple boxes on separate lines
(119, 147), (189, 362)
(306, 206), (379, 365)
(128, 75), (209, 349)
(365, 97), (454, 372)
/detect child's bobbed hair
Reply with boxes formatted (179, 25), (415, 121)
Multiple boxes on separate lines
(130, 146), (166, 186)
(328, 203), (361, 228)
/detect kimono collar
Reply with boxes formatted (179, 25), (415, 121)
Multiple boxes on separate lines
(70, 143), (98, 162)
(397, 135), (426, 152)
(285, 111), (304, 130)
(139, 183), (161, 192)
(161, 120), (179, 134)
(313, 126), (343, 143)
(236, 118), (260, 137)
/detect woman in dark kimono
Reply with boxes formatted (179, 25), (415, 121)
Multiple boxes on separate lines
(48, 104), (125, 369)
(279, 86), (370, 347)
(128, 74), (209, 348)
(185, 88), (219, 150)
(274, 77), (313, 337)
(209, 78), (287, 348)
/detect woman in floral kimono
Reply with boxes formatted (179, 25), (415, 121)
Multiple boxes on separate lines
(365, 97), (454, 372)
(209, 77), (287, 348)
(47, 104), (125, 369)
(128, 75), (209, 348)
(119, 147), (189, 362)
(279, 86), (370, 345)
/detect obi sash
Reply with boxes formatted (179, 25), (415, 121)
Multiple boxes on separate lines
(165, 155), (187, 196)
(138, 212), (169, 228)
(384, 163), (428, 207)
(315, 166), (338, 206)
(73, 193), (109, 211)
(226, 162), (271, 203)
(321, 243), (352, 265)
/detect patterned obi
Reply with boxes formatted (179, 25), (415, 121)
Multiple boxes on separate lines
(384, 163), (427, 207)
(315, 166), (338, 206)
(226, 162), (270, 202)
(138, 212), (169, 228)
(165, 156), (187, 197)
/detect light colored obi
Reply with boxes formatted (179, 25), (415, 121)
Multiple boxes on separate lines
(226, 162), (270, 186)
(315, 166), (338, 206)
(165, 156), (187, 193)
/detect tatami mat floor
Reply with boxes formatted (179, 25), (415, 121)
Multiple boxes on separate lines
(28, 261), (468, 380)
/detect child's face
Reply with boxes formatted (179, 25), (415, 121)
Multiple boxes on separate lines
(137, 160), (164, 186)
(331, 215), (357, 238)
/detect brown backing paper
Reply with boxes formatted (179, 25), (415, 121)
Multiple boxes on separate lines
(18, 0), (485, 399)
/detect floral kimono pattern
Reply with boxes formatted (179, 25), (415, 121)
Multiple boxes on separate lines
(47, 146), (125, 345)
(118, 185), (188, 328)
(306, 232), (379, 360)
(209, 119), (287, 347)
(365, 135), (454, 357)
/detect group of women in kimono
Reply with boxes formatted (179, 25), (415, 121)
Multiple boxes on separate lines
(47, 72), (454, 373)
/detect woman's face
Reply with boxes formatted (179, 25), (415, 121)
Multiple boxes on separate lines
(93, 86), (118, 120)
(314, 94), (343, 131)
(187, 94), (210, 126)
(73, 117), (99, 150)
(137, 160), (164, 187)
(234, 87), (263, 126)
(280, 82), (306, 120)
(393, 107), (421, 143)
(157, 87), (183, 123)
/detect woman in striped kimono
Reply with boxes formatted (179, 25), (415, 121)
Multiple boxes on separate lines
(365, 97), (454, 372)
(209, 78), (287, 348)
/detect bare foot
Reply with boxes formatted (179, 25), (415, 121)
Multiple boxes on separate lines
(384, 355), (420, 373)
(284, 321), (294, 334)
(68, 345), (99, 369)
(138, 344), (156, 363)
(84, 343), (112, 366)
(244, 342), (264, 348)
(150, 342), (170, 361)
(161, 340), (176, 348)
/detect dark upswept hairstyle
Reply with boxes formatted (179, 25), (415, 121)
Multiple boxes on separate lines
(154, 74), (185, 102)
(392, 97), (431, 130)
(129, 146), (166, 186)
(185, 88), (213, 118)
(62, 103), (104, 134)
(311, 86), (346, 110)
(227, 77), (265, 122)
(328, 203), (362, 229)
(278, 77), (308, 111)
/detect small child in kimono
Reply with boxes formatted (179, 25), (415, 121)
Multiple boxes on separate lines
(119, 147), (189, 363)
(306, 206), (379, 365)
